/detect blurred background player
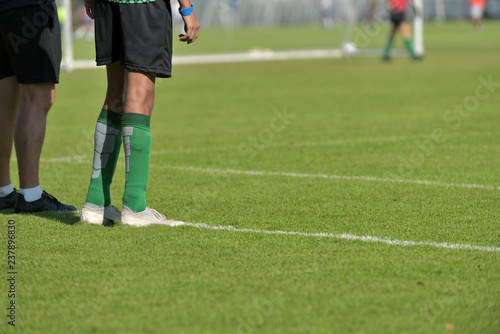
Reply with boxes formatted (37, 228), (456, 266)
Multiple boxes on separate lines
(80, 0), (199, 226)
(320, 0), (334, 29)
(382, 0), (418, 61)
(0, 0), (76, 212)
(74, 4), (95, 41)
(470, 0), (486, 32)
(365, 0), (379, 24)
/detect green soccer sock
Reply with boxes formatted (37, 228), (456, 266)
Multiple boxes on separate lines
(122, 113), (151, 213)
(85, 109), (122, 207)
(404, 39), (416, 58)
(383, 38), (393, 59)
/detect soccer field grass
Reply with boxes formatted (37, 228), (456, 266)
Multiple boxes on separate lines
(2, 21), (500, 333)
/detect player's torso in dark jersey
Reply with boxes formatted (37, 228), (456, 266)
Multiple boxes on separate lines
(0, 0), (53, 12)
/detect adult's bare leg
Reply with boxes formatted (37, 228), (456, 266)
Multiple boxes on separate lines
(0, 77), (20, 188)
(15, 83), (55, 189)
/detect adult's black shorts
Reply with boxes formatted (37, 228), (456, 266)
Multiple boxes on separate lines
(0, 3), (61, 84)
(94, 0), (173, 78)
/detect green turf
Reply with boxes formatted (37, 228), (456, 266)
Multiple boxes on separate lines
(2, 21), (500, 333)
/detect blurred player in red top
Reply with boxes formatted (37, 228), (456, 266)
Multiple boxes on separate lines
(470, 0), (486, 32)
(383, 0), (418, 61)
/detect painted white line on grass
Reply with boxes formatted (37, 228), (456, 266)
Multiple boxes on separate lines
(172, 49), (344, 65)
(37, 157), (500, 191)
(184, 222), (500, 253)
(68, 49), (344, 70)
(158, 165), (500, 191)
(67, 48), (414, 71)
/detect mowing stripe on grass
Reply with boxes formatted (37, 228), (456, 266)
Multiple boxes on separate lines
(40, 134), (420, 161)
(184, 222), (500, 253)
(159, 166), (500, 191)
(40, 131), (497, 161)
(150, 131), (497, 154)
(150, 134), (435, 154)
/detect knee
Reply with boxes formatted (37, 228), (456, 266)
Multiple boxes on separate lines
(35, 92), (55, 115)
(21, 83), (56, 114)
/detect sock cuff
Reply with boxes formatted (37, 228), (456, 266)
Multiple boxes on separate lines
(122, 113), (151, 131)
(98, 109), (122, 129)
(19, 185), (42, 202)
(0, 184), (14, 197)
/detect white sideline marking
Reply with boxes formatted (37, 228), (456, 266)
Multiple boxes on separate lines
(68, 49), (344, 70)
(37, 159), (499, 191)
(37, 131), (499, 190)
(172, 49), (343, 65)
(68, 48), (413, 71)
(158, 166), (500, 191)
(184, 222), (500, 253)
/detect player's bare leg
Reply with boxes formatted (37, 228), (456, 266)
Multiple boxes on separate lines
(400, 22), (417, 59)
(383, 24), (398, 61)
(472, 16), (483, 32)
(15, 83), (55, 189)
(0, 77), (20, 188)
(104, 61), (125, 114)
(81, 61), (125, 224)
(120, 70), (183, 226)
(123, 70), (156, 116)
(11, 83), (76, 212)
(400, 22), (411, 40)
(0, 77), (21, 209)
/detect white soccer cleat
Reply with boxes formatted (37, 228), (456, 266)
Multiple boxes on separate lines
(80, 203), (121, 225)
(121, 206), (184, 227)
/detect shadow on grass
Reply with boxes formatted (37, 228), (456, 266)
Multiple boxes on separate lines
(1, 209), (81, 226)
(1, 209), (120, 227)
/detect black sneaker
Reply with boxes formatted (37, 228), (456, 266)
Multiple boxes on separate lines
(0, 189), (18, 210)
(15, 191), (77, 213)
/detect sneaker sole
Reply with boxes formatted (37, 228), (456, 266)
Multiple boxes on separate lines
(121, 213), (184, 227)
(80, 208), (114, 226)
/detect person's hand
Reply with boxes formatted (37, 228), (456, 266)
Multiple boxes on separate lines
(84, 0), (95, 20)
(179, 11), (200, 44)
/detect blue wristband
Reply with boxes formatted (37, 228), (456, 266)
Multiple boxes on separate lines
(179, 5), (194, 16)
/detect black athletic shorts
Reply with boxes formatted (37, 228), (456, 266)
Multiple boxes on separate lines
(0, 3), (61, 84)
(94, 0), (173, 78)
(390, 10), (406, 26)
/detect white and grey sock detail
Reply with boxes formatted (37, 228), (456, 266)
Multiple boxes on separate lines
(122, 126), (134, 182)
(91, 122), (120, 179)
